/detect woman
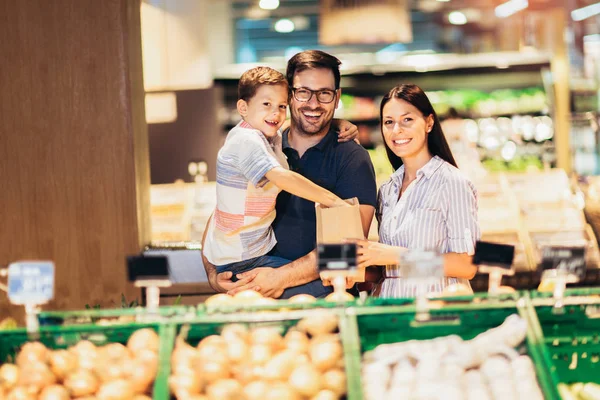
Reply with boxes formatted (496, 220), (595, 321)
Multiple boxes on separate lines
(357, 84), (480, 297)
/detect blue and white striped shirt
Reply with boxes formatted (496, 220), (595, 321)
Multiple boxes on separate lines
(376, 156), (481, 298)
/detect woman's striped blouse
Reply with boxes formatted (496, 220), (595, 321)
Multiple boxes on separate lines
(375, 155), (481, 298)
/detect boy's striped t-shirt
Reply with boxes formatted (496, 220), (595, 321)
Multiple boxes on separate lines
(203, 120), (288, 266)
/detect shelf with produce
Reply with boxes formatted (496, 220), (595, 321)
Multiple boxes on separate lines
(528, 288), (600, 399)
(7, 291), (600, 398)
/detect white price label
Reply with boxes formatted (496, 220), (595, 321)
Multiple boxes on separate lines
(7, 261), (55, 305)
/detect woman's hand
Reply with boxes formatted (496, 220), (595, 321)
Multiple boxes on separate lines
(355, 239), (402, 269)
(333, 119), (360, 143)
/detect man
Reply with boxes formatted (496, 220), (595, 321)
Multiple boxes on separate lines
(202, 50), (377, 298)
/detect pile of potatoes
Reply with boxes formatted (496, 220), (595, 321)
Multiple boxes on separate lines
(0, 328), (159, 400)
(169, 312), (347, 400)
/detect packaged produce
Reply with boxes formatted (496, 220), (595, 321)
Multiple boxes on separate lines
(361, 315), (543, 400)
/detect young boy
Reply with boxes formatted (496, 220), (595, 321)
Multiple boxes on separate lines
(203, 66), (353, 280)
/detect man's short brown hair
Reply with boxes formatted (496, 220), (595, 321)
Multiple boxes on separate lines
(238, 66), (288, 102)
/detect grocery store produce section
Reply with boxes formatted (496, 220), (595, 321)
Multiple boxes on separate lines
(3, 289), (600, 399)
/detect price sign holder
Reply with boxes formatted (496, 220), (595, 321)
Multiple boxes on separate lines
(539, 246), (586, 311)
(400, 250), (445, 322)
(127, 255), (171, 316)
(472, 241), (515, 299)
(317, 243), (357, 302)
(6, 261), (55, 336)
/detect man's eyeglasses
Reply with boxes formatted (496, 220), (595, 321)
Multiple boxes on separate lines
(292, 87), (337, 104)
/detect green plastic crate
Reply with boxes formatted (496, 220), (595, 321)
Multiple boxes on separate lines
(161, 309), (352, 399)
(38, 305), (194, 326)
(201, 297), (357, 315)
(0, 323), (172, 400)
(341, 297), (556, 400)
(528, 291), (600, 399)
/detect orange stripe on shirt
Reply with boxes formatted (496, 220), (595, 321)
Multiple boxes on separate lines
(245, 194), (277, 217)
(214, 209), (245, 233)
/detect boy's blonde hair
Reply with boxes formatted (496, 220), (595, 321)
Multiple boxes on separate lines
(238, 66), (288, 102)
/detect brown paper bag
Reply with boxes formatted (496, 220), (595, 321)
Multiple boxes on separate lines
(316, 197), (365, 281)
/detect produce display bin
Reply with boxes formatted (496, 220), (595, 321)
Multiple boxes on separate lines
(343, 295), (556, 400)
(200, 298), (357, 315)
(38, 306), (193, 326)
(528, 288), (600, 398)
(0, 322), (171, 399)
(162, 309), (352, 399)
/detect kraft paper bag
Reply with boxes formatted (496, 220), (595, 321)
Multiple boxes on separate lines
(316, 197), (365, 281)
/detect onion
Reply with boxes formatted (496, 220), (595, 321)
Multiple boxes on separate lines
(18, 361), (56, 391)
(169, 369), (202, 398)
(322, 369), (346, 396)
(0, 364), (19, 390)
(289, 294), (316, 304)
(249, 344), (273, 365)
(309, 337), (343, 371)
(99, 343), (129, 361)
(49, 350), (78, 381)
(220, 324), (249, 341)
(297, 314), (338, 337)
(310, 389), (338, 400)
(96, 379), (135, 400)
(171, 341), (198, 374)
(231, 363), (256, 385)
(63, 369), (99, 397)
(38, 384), (69, 400)
(94, 358), (128, 382)
(6, 386), (37, 400)
(69, 341), (98, 370)
(196, 361), (230, 383)
(264, 382), (301, 400)
(289, 364), (322, 397)
(284, 330), (310, 355)
(204, 293), (234, 307)
(249, 327), (283, 350)
(197, 338), (228, 365)
(263, 350), (297, 381)
(226, 337), (248, 363)
(232, 290), (263, 302)
(243, 381), (269, 400)
(135, 349), (159, 375)
(16, 342), (49, 366)
(127, 328), (159, 355)
(126, 358), (156, 394)
(206, 379), (243, 400)
(324, 291), (354, 303)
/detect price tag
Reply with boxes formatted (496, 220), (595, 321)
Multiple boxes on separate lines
(400, 250), (444, 280)
(7, 261), (54, 305)
(473, 241), (515, 270)
(541, 246), (586, 279)
(317, 244), (357, 272)
(126, 255), (170, 282)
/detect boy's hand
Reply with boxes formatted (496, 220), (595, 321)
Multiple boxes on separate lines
(334, 119), (360, 143)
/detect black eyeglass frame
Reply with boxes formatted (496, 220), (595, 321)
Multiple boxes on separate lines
(291, 87), (338, 104)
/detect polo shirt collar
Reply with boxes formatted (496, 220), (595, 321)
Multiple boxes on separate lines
(282, 126), (336, 153)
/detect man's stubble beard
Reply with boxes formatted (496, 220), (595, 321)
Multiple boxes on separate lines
(290, 107), (333, 137)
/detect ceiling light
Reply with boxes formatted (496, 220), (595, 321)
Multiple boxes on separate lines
(448, 11), (467, 25)
(572, 2), (600, 21)
(495, 0), (528, 18)
(274, 18), (295, 33)
(437, 0), (451, 2)
(259, 0), (280, 10)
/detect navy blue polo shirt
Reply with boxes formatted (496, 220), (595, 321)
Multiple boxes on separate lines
(270, 126), (377, 297)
